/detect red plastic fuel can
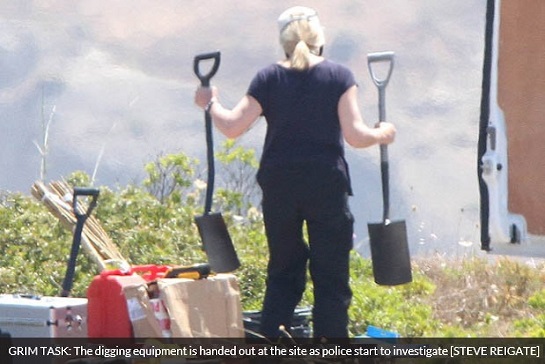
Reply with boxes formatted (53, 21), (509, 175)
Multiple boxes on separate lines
(86, 265), (169, 338)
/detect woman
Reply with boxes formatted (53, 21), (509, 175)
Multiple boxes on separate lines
(194, 6), (396, 339)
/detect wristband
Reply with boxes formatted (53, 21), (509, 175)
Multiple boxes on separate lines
(205, 100), (215, 113)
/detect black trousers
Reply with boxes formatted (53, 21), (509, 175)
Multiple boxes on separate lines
(257, 162), (354, 338)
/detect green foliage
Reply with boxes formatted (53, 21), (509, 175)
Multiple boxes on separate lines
(143, 152), (199, 204)
(0, 192), (73, 296)
(416, 256), (545, 337)
(1, 143), (545, 338)
(512, 289), (545, 337)
(528, 289), (545, 309)
(215, 139), (260, 214)
(348, 254), (439, 337)
(95, 185), (206, 267)
(66, 170), (93, 187)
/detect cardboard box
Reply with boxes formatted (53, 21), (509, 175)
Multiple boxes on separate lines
(123, 284), (163, 338)
(149, 297), (172, 338)
(158, 274), (243, 338)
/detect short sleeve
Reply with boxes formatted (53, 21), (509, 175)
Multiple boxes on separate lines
(247, 68), (269, 115)
(337, 65), (357, 96)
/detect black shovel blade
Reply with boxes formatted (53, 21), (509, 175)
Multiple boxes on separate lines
(368, 220), (412, 286)
(195, 212), (240, 273)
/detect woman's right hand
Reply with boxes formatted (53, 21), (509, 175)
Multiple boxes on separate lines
(194, 86), (218, 110)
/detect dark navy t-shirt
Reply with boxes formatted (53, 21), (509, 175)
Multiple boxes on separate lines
(247, 59), (356, 193)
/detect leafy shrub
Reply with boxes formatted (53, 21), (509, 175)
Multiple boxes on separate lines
(1, 142), (545, 337)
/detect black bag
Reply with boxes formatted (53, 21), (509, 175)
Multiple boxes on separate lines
(243, 306), (312, 338)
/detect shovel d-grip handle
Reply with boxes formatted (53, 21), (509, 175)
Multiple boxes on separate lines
(61, 187), (100, 297)
(367, 51), (395, 122)
(72, 187), (100, 218)
(194, 51), (221, 214)
(368, 51), (395, 222)
(193, 51), (221, 87)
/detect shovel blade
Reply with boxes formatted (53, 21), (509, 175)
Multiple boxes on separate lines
(368, 220), (412, 286)
(195, 212), (240, 273)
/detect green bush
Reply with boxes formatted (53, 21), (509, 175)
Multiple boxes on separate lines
(1, 141), (545, 337)
(348, 255), (439, 337)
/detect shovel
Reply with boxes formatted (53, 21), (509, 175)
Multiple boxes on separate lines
(61, 187), (100, 297)
(193, 51), (240, 273)
(366, 51), (412, 286)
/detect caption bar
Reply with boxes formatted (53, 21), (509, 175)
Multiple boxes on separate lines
(5, 342), (543, 360)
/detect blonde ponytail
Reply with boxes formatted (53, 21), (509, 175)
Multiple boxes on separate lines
(291, 40), (311, 70)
